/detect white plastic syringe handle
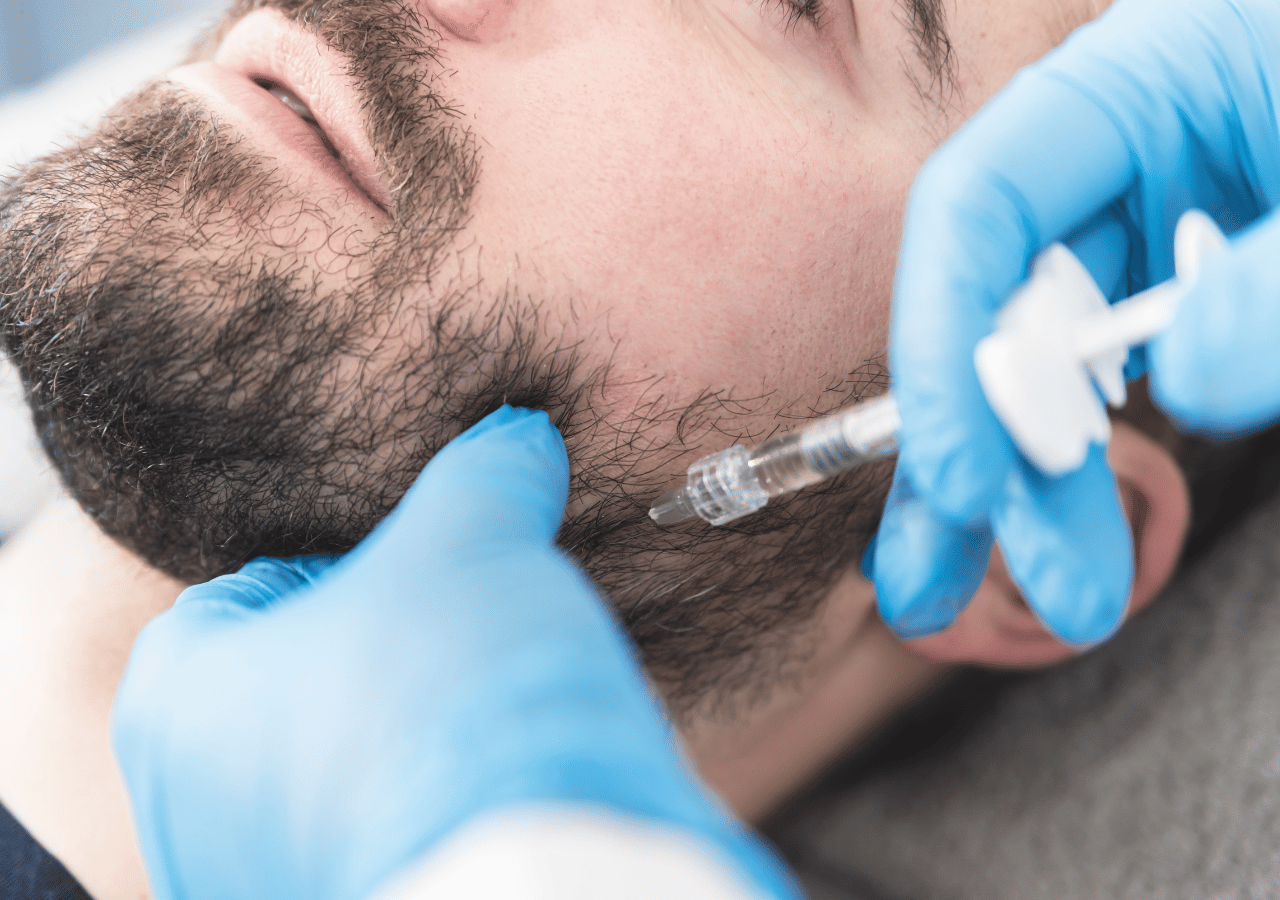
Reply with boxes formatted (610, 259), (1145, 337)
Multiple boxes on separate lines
(1075, 207), (1227, 364)
(977, 208), (1228, 478)
(1073, 280), (1182, 362)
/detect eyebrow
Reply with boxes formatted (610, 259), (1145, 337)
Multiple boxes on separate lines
(897, 0), (957, 106)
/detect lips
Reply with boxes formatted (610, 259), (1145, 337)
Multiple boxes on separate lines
(166, 8), (391, 217)
(258, 80), (340, 160)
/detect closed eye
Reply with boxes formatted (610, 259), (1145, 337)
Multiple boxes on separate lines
(761, 0), (826, 29)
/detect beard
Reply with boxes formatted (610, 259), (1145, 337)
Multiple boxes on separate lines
(0, 0), (891, 719)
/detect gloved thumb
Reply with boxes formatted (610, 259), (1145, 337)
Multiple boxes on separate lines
(346, 405), (570, 571)
(174, 555), (337, 611)
(116, 554), (337, 706)
(869, 465), (995, 638)
(1150, 211), (1280, 436)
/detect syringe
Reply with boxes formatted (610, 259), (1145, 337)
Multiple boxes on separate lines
(650, 209), (1228, 529)
(649, 394), (901, 526)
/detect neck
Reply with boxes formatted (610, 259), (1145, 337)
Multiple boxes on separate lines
(679, 571), (948, 821)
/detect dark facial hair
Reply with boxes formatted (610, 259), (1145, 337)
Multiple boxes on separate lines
(898, 0), (957, 106)
(0, 0), (892, 720)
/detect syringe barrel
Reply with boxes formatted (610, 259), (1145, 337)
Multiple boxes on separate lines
(747, 432), (825, 495)
(799, 394), (901, 476)
(743, 394), (900, 507)
(651, 394), (901, 527)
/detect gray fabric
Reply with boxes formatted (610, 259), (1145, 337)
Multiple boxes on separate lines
(771, 493), (1280, 900)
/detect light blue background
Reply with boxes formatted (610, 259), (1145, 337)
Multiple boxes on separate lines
(0, 0), (213, 94)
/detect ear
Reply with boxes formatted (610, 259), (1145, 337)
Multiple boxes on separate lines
(417, 0), (517, 42)
(906, 420), (1190, 667)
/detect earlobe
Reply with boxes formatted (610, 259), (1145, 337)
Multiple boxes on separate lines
(905, 421), (1190, 667)
(1109, 421), (1190, 617)
(419, 0), (517, 42)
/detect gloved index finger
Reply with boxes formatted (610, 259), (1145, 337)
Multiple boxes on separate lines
(892, 67), (1133, 522)
(349, 405), (571, 571)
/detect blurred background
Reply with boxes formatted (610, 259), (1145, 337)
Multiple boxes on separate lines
(0, 0), (212, 96)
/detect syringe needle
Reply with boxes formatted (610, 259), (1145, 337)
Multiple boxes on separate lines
(649, 485), (698, 525)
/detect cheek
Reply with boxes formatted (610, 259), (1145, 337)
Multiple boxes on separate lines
(521, 171), (900, 407)
(476, 126), (909, 389)
(446, 38), (918, 404)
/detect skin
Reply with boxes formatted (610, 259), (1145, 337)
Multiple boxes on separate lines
(0, 0), (1193, 897)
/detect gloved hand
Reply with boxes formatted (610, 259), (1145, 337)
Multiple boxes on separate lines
(112, 406), (799, 900)
(868, 0), (1280, 646)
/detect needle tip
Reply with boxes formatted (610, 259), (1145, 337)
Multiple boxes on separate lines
(649, 486), (697, 525)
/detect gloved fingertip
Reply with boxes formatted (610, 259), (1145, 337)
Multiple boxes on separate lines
(1146, 328), (1203, 424)
(993, 446), (1132, 649)
(1036, 584), (1128, 650)
(865, 532), (951, 638)
(1148, 332), (1258, 438)
(865, 533), (959, 636)
(378, 406), (570, 555)
(869, 468), (993, 639)
(1146, 214), (1280, 437)
(431, 405), (567, 478)
(1029, 566), (1129, 649)
(450, 404), (547, 445)
(873, 537), (984, 639)
(878, 592), (969, 640)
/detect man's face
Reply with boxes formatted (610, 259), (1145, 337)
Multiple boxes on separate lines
(0, 0), (1106, 716)
(423, 0), (1102, 417)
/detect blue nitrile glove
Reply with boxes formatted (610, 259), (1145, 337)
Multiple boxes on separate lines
(867, 0), (1280, 646)
(1150, 214), (1280, 435)
(111, 406), (800, 900)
